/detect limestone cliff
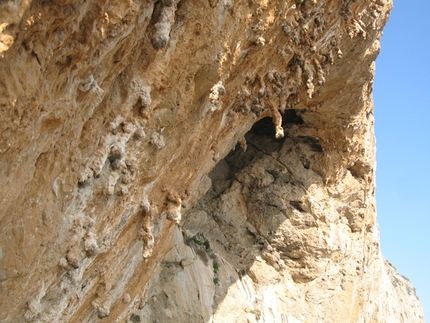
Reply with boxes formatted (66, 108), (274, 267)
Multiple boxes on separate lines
(0, 0), (424, 322)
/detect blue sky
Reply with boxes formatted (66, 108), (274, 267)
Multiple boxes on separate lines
(374, 0), (430, 319)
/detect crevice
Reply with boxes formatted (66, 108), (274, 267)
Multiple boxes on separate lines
(31, 51), (41, 66)
(348, 161), (367, 180)
(290, 201), (305, 212)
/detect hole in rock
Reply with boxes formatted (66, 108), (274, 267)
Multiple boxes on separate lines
(348, 161), (367, 180)
(129, 313), (141, 322)
(207, 110), (306, 199)
(219, 110), (304, 175)
(208, 114), (295, 197)
(249, 110), (304, 138)
(139, 110), (330, 321)
(290, 200), (305, 212)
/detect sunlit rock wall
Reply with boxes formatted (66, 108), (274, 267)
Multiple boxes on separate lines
(0, 0), (424, 322)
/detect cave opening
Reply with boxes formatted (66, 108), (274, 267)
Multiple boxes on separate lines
(140, 108), (329, 322)
(206, 109), (305, 198)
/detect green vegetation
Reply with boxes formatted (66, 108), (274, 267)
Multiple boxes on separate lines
(213, 262), (219, 274)
(193, 238), (203, 246)
(203, 240), (211, 250)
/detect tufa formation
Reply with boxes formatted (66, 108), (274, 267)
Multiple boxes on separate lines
(0, 0), (424, 322)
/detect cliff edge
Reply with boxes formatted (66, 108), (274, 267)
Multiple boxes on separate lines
(0, 0), (424, 322)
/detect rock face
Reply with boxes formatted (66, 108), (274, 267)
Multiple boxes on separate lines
(0, 0), (424, 322)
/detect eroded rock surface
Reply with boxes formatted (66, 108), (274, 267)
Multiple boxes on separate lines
(0, 0), (424, 322)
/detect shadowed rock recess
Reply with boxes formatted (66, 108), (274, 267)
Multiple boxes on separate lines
(0, 0), (424, 322)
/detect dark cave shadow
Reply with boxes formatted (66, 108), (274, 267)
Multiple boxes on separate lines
(192, 112), (323, 317)
(137, 110), (332, 323)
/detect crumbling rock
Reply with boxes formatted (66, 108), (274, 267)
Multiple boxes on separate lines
(0, 0), (424, 322)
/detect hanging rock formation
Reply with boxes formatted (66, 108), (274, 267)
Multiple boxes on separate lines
(0, 0), (424, 322)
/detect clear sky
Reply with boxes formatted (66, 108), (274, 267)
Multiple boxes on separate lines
(373, 0), (430, 319)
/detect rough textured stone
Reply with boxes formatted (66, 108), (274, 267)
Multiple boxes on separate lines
(0, 0), (424, 322)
